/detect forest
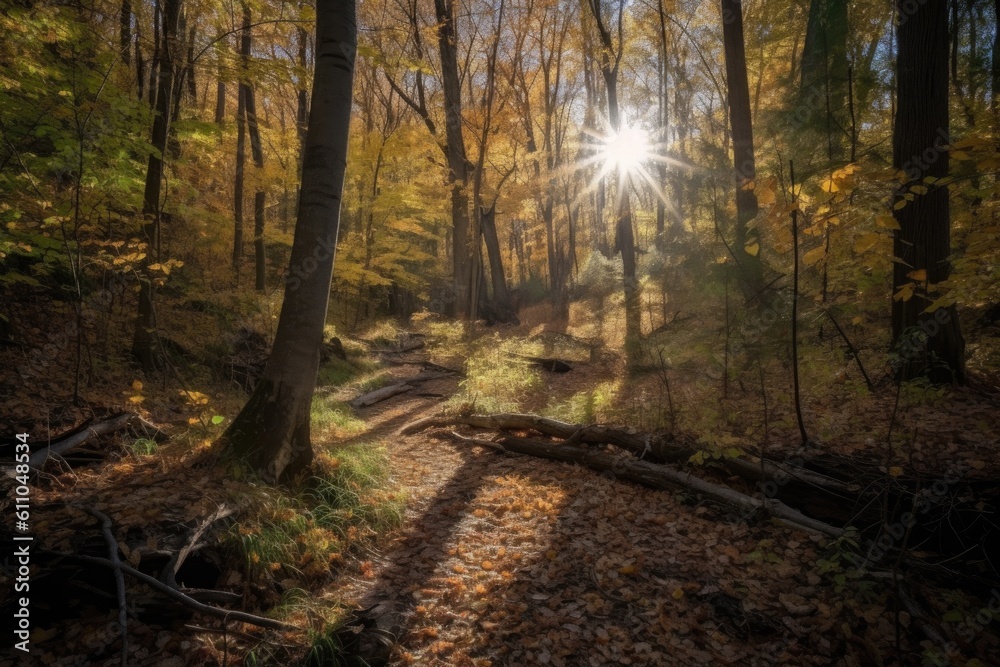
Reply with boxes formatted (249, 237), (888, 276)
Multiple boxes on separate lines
(1, 0), (999, 664)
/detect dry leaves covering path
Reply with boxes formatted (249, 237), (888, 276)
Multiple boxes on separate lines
(319, 364), (908, 667)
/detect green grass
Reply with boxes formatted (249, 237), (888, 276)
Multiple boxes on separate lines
(316, 356), (381, 388)
(130, 437), (158, 456)
(311, 397), (366, 436)
(227, 444), (405, 588)
(444, 334), (542, 413)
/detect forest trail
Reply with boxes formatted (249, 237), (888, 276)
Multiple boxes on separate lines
(316, 353), (862, 667)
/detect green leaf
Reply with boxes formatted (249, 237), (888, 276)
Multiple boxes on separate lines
(211, 415), (225, 425)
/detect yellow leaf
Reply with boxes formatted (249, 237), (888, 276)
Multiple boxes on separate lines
(910, 185), (928, 195)
(893, 283), (915, 302)
(744, 242), (760, 257)
(618, 564), (638, 575)
(906, 269), (927, 281)
(803, 246), (826, 267)
(757, 188), (775, 206)
(672, 588), (684, 600)
(876, 214), (901, 230)
(852, 316), (863, 325)
(888, 466), (904, 477)
(924, 296), (955, 313)
(893, 199), (908, 210)
(481, 560), (494, 571)
(132, 380), (143, 391)
(854, 233), (880, 253)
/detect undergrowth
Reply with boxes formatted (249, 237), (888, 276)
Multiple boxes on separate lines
(225, 444), (404, 602)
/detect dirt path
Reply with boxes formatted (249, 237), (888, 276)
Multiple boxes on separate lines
(319, 361), (894, 667)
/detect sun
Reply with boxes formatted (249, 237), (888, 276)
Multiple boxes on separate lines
(600, 124), (651, 176)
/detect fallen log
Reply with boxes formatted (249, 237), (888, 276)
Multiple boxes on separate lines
(28, 412), (138, 469)
(399, 412), (678, 459)
(445, 431), (844, 538)
(349, 370), (455, 408)
(350, 383), (415, 408)
(399, 413), (858, 496)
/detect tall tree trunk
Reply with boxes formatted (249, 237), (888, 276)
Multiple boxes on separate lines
(148, 0), (160, 107)
(891, 0), (966, 384)
(238, 2), (266, 291)
(136, 22), (145, 101)
(434, 0), (473, 319)
(247, 82), (266, 291)
(215, 79), (225, 124)
(119, 0), (131, 65)
(480, 205), (514, 321)
(185, 25), (196, 100)
(234, 84), (246, 279)
(800, 0), (849, 163)
(721, 0), (763, 292)
(221, 0), (357, 482)
(131, 0), (181, 370)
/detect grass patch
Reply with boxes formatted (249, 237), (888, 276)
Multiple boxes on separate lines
(226, 444), (405, 592)
(316, 355), (381, 388)
(444, 334), (542, 413)
(130, 437), (158, 457)
(312, 397), (366, 437)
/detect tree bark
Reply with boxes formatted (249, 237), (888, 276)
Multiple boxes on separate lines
(891, 0), (966, 384)
(480, 205), (515, 321)
(131, 0), (181, 370)
(800, 0), (849, 164)
(119, 0), (131, 65)
(721, 0), (763, 292)
(220, 0), (357, 482)
(434, 0), (473, 319)
(233, 84), (246, 278)
(241, 3), (266, 292)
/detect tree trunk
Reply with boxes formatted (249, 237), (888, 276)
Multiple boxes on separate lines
(148, 0), (160, 107)
(480, 205), (515, 321)
(214, 75), (225, 124)
(136, 22), (145, 101)
(434, 0), (473, 319)
(119, 0), (131, 65)
(131, 0), (181, 370)
(800, 0), (849, 164)
(242, 3), (266, 292)
(891, 0), (965, 384)
(221, 0), (357, 482)
(234, 84), (246, 279)
(185, 25), (196, 101)
(721, 0), (763, 292)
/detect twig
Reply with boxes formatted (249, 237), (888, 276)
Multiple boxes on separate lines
(78, 507), (128, 667)
(823, 308), (875, 390)
(28, 413), (136, 469)
(50, 552), (292, 631)
(162, 505), (233, 588)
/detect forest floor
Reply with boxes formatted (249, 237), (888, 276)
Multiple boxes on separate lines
(3, 297), (1000, 666)
(300, 314), (1000, 667)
